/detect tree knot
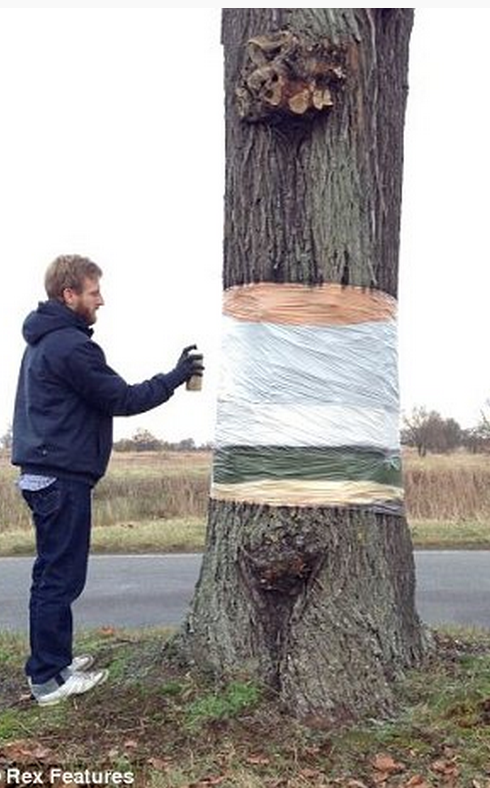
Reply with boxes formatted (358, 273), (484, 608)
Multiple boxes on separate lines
(244, 546), (317, 595)
(236, 30), (347, 124)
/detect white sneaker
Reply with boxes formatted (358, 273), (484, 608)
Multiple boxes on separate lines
(33, 669), (109, 706)
(68, 654), (94, 672)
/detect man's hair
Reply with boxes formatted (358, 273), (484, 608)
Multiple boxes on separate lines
(45, 255), (103, 302)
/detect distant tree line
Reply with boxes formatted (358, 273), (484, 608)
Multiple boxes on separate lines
(0, 424), (212, 454)
(112, 428), (212, 453)
(2, 413), (490, 457)
(402, 407), (490, 456)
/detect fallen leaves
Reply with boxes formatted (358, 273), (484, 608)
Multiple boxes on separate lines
(0, 739), (54, 764)
(372, 752), (405, 779)
(367, 750), (464, 788)
(0, 738), (483, 788)
(404, 777), (431, 788)
(430, 757), (460, 783)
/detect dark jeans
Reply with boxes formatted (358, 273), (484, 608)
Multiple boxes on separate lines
(22, 478), (92, 684)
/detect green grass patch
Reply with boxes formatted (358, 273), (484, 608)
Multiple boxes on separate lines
(90, 518), (206, 554)
(0, 630), (28, 665)
(0, 704), (67, 740)
(0, 518), (207, 556)
(410, 518), (490, 548)
(185, 680), (261, 729)
(4, 517), (490, 557)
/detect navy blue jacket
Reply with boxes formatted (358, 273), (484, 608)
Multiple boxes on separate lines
(12, 300), (185, 485)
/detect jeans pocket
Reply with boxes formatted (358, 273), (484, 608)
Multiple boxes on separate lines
(23, 480), (61, 517)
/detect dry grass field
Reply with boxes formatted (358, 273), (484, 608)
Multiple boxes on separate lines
(1, 448), (490, 552)
(403, 448), (490, 521)
(0, 449), (210, 528)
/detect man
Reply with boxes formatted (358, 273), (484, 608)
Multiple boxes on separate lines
(11, 254), (204, 706)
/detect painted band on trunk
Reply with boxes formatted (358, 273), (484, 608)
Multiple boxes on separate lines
(212, 282), (402, 510)
(211, 479), (403, 513)
(213, 446), (402, 486)
(223, 282), (397, 325)
(219, 317), (398, 410)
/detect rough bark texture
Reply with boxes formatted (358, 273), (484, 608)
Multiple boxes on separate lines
(173, 8), (426, 720)
(221, 8), (410, 296)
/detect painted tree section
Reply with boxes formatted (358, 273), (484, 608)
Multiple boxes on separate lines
(175, 8), (425, 719)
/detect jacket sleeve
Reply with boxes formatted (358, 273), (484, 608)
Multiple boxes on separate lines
(62, 338), (186, 416)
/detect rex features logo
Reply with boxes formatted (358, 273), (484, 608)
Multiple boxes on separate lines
(0, 769), (135, 785)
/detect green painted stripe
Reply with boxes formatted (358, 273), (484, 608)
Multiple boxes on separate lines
(213, 446), (402, 487)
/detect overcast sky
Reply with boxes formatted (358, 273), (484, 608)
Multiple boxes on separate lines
(1, 8), (489, 446)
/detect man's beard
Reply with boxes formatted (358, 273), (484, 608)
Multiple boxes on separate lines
(75, 304), (97, 326)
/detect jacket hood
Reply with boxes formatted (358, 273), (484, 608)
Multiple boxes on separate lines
(22, 300), (93, 345)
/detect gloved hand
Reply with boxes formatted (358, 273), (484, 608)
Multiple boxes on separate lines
(173, 344), (204, 385)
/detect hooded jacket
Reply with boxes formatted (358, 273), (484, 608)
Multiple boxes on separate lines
(12, 300), (185, 485)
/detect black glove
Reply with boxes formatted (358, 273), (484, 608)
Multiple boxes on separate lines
(174, 344), (204, 385)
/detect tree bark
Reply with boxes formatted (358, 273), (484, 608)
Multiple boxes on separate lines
(173, 8), (426, 720)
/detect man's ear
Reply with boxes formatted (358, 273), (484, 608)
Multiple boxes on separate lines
(62, 287), (77, 309)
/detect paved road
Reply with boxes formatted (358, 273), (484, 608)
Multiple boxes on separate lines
(0, 553), (202, 632)
(1, 551), (490, 632)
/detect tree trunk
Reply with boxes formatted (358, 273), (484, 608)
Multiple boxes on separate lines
(174, 8), (426, 720)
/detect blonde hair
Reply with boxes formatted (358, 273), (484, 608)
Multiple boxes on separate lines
(45, 255), (103, 302)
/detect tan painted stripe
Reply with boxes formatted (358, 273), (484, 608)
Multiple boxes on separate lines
(223, 282), (397, 326)
(211, 479), (403, 508)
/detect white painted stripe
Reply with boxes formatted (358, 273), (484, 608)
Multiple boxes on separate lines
(214, 400), (401, 450)
(218, 316), (399, 411)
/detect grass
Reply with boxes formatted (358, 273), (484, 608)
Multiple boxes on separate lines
(2, 626), (490, 786)
(4, 517), (490, 556)
(0, 450), (211, 535)
(404, 450), (490, 522)
(0, 518), (207, 556)
(185, 680), (262, 731)
(2, 448), (490, 555)
(410, 518), (490, 549)
(87, 518), (206, 554)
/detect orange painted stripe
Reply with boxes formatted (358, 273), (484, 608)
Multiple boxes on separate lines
(223, 282), (396, 326)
